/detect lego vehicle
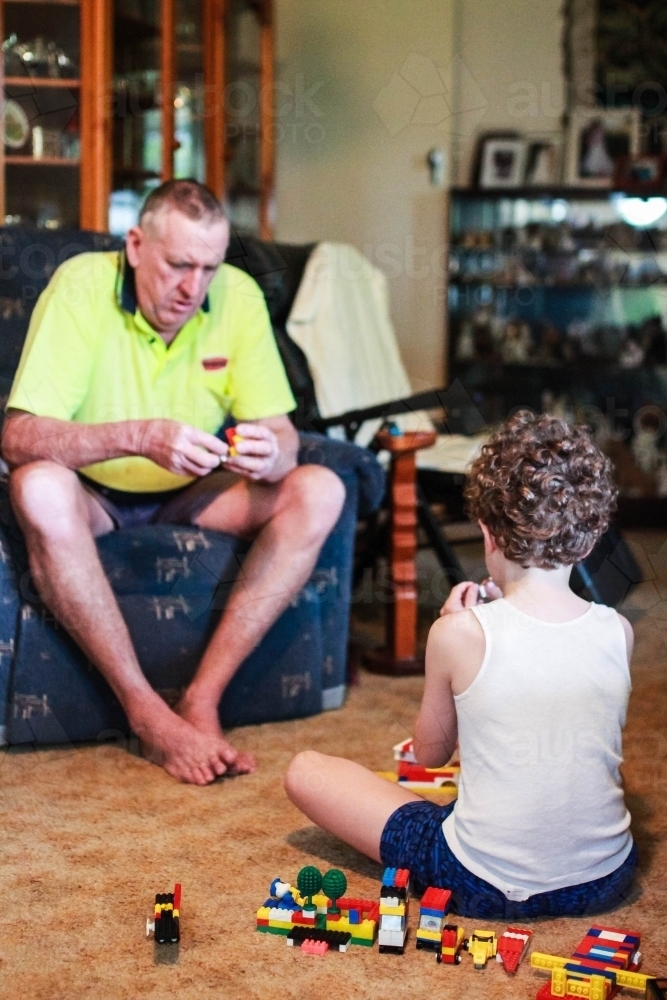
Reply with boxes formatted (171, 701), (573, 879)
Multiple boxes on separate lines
(436, 924), (467, 965)
(393, 738), (460, 792)
(146, 883), (181, 944)
(378, 867), (410, 954)
(497, 927), (533, 973)
(415, 887), (452, 951)
(530, 925), (654, 999)
(467, 929), (498, 970)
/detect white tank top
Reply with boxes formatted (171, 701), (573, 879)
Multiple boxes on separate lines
(442, 598), (633, 901)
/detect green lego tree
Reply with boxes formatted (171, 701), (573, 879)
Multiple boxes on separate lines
(297, 865), (322, 911)
(322, 869), (347, 915)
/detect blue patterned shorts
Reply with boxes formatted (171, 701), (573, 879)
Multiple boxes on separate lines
(380, 800), (638, 920)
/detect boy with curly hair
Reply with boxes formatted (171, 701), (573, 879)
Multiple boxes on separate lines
(285, 412), (637, 919)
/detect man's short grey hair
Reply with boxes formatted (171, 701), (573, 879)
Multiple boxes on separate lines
(139, 179), (227, 228)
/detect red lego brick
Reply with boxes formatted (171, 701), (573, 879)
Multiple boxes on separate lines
(420, 887), (452, 913)
(441, 927), (458, 949)
(394, 869), (410, 889)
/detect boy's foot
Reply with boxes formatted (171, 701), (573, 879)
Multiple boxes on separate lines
(175, 690), (256, 775)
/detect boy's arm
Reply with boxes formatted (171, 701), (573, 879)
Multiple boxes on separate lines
(618, 614), (634, 667)
(413, 610), (485, 768)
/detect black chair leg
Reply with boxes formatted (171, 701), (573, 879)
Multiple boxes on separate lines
(416, 485), (465, 589)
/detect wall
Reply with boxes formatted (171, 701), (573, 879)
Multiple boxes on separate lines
(451, 0), (566, 186)
(274, 0), (565, 389)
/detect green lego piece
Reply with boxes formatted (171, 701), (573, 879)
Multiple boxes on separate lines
(322, 869), (348, 915)
(297, 865), (323, 911)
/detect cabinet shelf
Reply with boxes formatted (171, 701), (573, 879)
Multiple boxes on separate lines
(5, 76), (80, 88)
(5, 155), (79, 167)
(449, 279), (667, 290)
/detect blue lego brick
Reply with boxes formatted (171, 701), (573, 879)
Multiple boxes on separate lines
(565, 962), (617, 984)
(348, 910), (360, 925)
(420, 906), (446, 918)
(382, 867), (397, 887)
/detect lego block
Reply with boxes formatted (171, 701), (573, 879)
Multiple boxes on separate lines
(421, 887), (451, 911)
(379, 903), (406, 917)
(287, 927), (351, 953)
(395, 869), (410, 890)
(497, 927), (532, 974)
(302, 939), (329, 956)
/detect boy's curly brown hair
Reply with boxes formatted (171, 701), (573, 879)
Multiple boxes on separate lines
(464, 410), (617, 568)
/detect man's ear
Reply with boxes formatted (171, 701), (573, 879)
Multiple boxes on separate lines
(125, 226), (143, 268)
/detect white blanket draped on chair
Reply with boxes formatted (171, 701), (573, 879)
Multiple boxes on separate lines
(287, 242), (485, 471)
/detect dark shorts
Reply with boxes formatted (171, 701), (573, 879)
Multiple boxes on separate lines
(380, 800), (638, 920)
(78, 470), (242, 530)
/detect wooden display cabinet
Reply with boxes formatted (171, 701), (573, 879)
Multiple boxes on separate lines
(1, 0), (274, 235)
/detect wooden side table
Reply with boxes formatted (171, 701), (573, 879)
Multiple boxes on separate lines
(363, 429), (437, 677)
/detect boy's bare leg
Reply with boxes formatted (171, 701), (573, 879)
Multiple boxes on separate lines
(9, 460), (237, 786)
(284, 751), (420, 862)
(175, 465), (346, 769)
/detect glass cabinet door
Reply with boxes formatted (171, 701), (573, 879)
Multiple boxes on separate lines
(109, 0), (161, 233)
(1, 0), (81, 227)
(224, 0), (273, 236)
(174, 0), (204, 182)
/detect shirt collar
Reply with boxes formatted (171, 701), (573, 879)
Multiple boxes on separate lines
(115, 250), (210, 316)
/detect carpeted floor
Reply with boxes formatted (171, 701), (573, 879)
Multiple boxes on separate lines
(1, 531), (667, 999)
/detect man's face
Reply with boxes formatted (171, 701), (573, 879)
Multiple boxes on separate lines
(125, 208), (230, 337)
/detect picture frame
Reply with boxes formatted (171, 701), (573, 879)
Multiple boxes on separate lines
(477, 135), (527, 189)
(564, 108), (640, 188)
(524, 140), (560, 187)
(613, 154), (667, 194)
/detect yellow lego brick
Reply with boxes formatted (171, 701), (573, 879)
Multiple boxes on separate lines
(531, 952), (568, 971)
(615, 970), (654, 992)
(355, 921), (376, 940)
(417, 929), (441, 942)
(379, 903), (406, 916)
(256, 906), (271, 920)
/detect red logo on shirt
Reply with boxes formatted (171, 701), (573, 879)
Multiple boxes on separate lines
(202, 357), (228, 371)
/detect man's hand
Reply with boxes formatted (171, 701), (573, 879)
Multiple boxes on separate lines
(439, 578), (503, 616)
(221, 422), (281, 481)
(140, 420), (228, 477)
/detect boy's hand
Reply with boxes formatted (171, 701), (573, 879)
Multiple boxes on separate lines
(439, 578), (502, 616)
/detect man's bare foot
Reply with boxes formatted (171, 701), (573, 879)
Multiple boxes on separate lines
(175, 689), (256, 775)
(128, 691), (238, 785)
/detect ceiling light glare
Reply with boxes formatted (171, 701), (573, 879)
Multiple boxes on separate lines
(617, 196), (667, 228)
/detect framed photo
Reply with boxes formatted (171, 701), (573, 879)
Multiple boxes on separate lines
(565, 108), (640, 188)
(478, 136), (527, 189)
(524, 140), (559, 186)
(614, 154), (667, 193)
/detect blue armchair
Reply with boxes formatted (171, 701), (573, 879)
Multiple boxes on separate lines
(0, 228), (384, 744)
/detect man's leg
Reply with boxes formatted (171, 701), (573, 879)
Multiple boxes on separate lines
(176, 465), (346, 755)
(9, 460), (238, 785)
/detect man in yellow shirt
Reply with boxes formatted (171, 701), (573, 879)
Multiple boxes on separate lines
(2, 179), (345, 785)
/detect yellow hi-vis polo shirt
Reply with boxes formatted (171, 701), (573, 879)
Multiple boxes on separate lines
(7, 251), (296, 492)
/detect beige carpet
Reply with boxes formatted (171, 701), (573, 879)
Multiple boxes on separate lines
(1, 531), (667, 999)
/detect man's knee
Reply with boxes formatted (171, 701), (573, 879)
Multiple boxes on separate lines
(10, 461), (82, 538)
(284, 465), (346, 540)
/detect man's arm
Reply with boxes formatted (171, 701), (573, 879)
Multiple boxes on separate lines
(222, 415), (299, 483)
(2, 410), (228, 478)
